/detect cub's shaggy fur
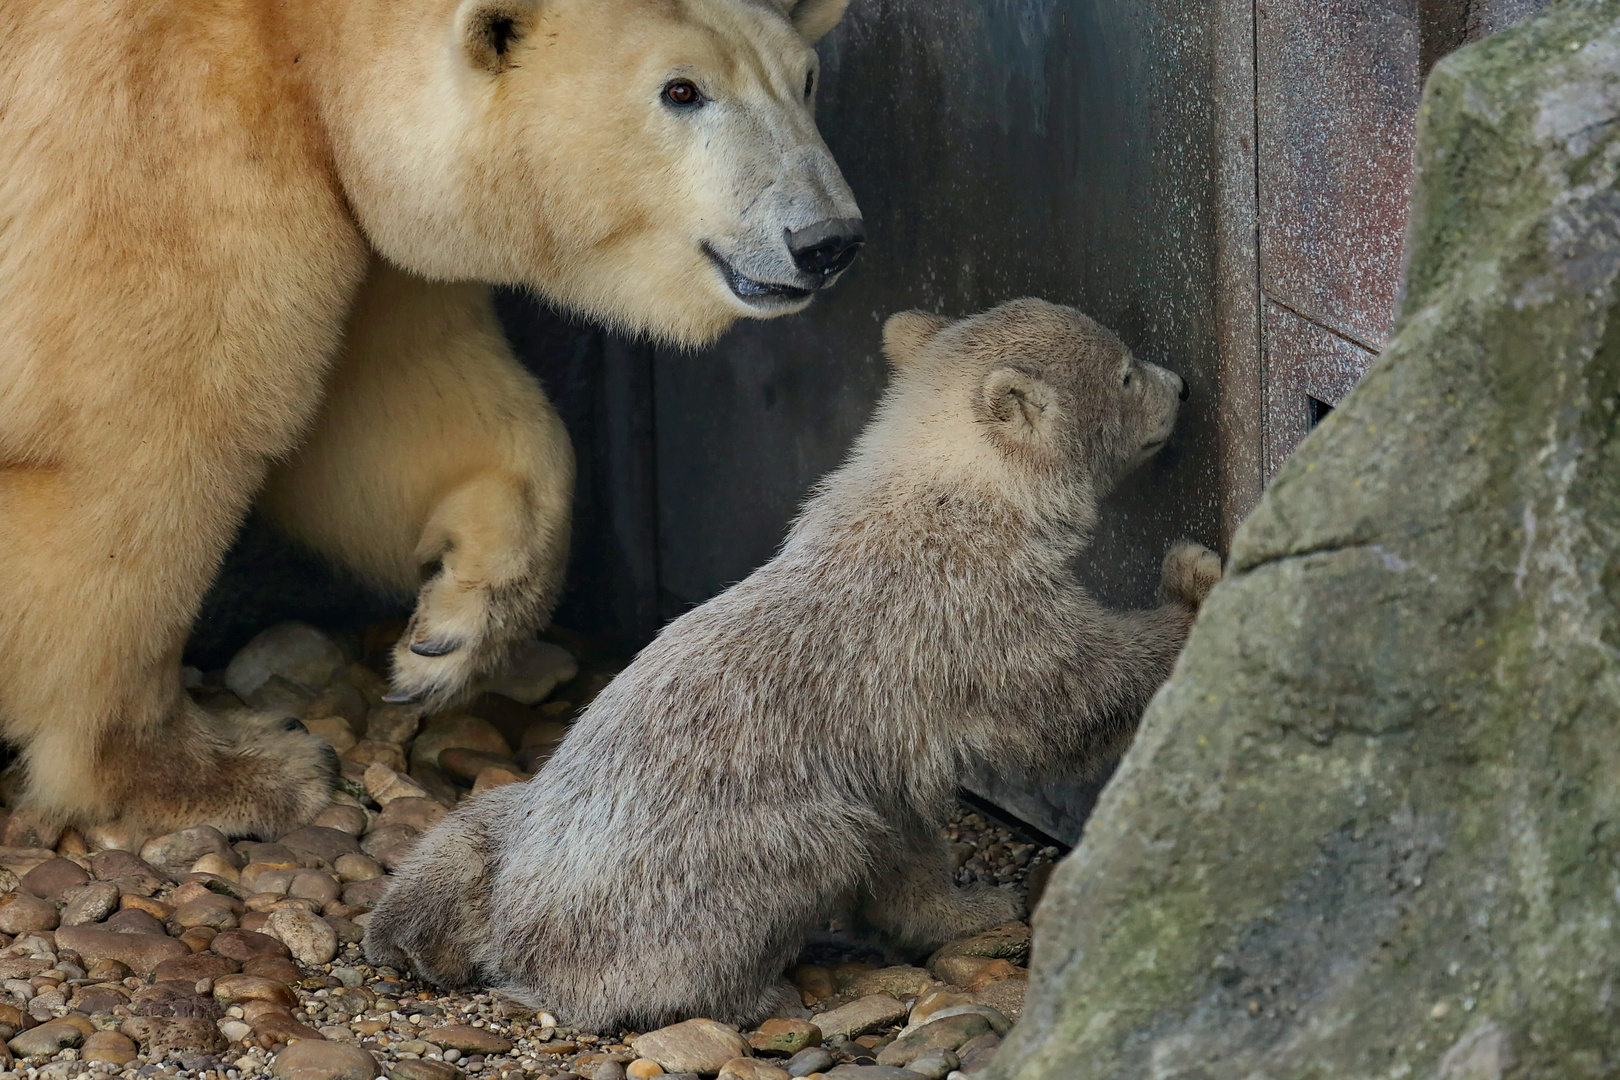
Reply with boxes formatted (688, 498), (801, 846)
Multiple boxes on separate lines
(0, 0), (856, 844)
(366, 299), (1222, 1031)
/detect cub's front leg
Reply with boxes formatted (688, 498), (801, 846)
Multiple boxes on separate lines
(260, 260), (574, 710)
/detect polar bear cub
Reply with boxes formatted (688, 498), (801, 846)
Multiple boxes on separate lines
(365, 298), (1223, 1032)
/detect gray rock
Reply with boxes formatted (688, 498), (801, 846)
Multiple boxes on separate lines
(877, 1014), (990, 1067)
(140, 826), (237, 879)
(59, 880), (121, 926)
(478, 639), (578, 705)
(900, 1050), (959, 1080)
(989, 9), (1620, 1078)
(363, 703), (424, 746)
(7, 1018), (86, 1061)
(246, 674), (317, 715)
(813, 994), (909, 1041)
(785, 1048), (836, 1077)
(823, 1067), (928, 1079)
(278, 825), (361, 865)
(265, 907), (338, 966)
(225, 621), (348, 699)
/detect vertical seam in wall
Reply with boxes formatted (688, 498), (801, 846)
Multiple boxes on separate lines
(646, 342), (664, 633)
(1252, 0), (1267, 477)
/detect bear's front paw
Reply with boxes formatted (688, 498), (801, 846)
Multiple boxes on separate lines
(1159, 541), (1223, 610)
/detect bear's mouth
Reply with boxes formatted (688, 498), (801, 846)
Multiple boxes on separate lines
(702, 245), (814, 306)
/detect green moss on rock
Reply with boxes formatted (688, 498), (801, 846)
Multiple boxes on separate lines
(990, 4), (1620, 1077)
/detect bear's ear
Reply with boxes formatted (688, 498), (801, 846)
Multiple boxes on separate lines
(979, 367), (1060, 443)
(456, 0), (539, 75)
(881, 310), (950, 369)
(784, 0), (851, 44)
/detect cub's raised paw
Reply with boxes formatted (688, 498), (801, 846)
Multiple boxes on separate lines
(1160, 540), (1223, 610)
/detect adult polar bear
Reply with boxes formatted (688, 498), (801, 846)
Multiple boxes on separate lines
(0, 0), (861, 844)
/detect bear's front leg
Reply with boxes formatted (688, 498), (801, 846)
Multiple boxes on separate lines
(0, 455), (340, 846)
(259, 261), (574, 711)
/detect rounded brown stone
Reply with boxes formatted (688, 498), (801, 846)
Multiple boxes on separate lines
(332, 853), (383, 883)
(288, 870), (341, 908)
(242, 954), (303, 984)
(118, 894), (173, 920)
(341, 739), (408, 772)
(85, 958), (131, 982)
(340, 876), (390, 909)
(153, 952), (241, 984)
(213, 974), (298, 1008)
(172, 895), (243, 931)
(0, 891), (58, 934)
(277, 827), (361, 866)
(270, 1038), (377, 1080)
(106, 906), (167, 936)
(81, 1029), (138, 1066)
(179, 926), (219, 953)
(310, 804), (368, 837)
(212, 929), (292, 962)
(55, 919), (189, 977)
(422, 1024), (514, 1055)
(437, 747), (514, 783)
(21, 858), (89, 901)
(374, 798), (446, 833)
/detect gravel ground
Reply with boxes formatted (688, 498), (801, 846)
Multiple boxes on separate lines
(0, 622), (1063, 1080)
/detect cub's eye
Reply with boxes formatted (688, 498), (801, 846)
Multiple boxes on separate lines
(805, 70), (815, 98)
(662, 79), (703, 108)
(1122, 371), (1133, 387)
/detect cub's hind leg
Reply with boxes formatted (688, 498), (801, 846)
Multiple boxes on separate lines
(857, 820), (1023, 955)
(365, 802), (499, 988)
(260, 260), (574, 711)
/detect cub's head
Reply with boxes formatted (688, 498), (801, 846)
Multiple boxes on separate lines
(878, 298), (1188, 499)
(319, 0), (860, 345)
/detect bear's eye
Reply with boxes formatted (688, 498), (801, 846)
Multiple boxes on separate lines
(805, 70), (815, 98)
(1122, 371), (1133, 388)
(662, 79), (704, 108)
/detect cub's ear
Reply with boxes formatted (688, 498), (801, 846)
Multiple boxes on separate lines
(783, 0), (851, 44)
(457, 0), (539, 75)
(881, 310), (950, 369)
(979, 367), (1059, 442)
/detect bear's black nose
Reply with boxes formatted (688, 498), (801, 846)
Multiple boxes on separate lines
(787, 218), (865, 280)
(1178, 374), (1190, 402)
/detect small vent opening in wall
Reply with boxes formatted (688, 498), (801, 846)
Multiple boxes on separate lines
(1309, 396), (1335, 428)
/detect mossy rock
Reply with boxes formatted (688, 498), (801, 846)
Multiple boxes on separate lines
(992, 4), (1620, 1077)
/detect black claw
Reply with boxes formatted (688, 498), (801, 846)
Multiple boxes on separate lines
(318, 745), (341, 778)
(382, 689), (424, 705)
(409, 639), (461, 658)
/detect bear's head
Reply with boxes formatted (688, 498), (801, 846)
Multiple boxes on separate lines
(872, 298), (1188, 514)
(306, 0), (861, 344)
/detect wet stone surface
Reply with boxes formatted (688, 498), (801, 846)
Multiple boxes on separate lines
(0, 624), (1056, 1079)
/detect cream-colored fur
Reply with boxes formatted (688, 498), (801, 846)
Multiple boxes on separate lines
(0, 0), (855, 842)
(260, 262), (574, 710)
